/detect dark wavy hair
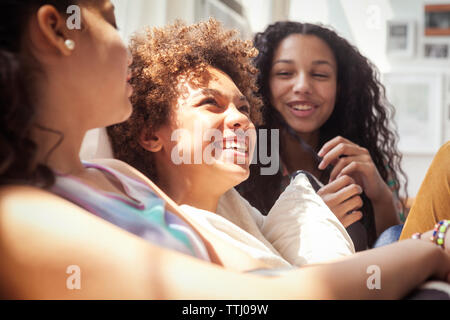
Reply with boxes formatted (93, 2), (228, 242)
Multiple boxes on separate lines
(237, 21), (408, 246)
(0, 0), (87, 187)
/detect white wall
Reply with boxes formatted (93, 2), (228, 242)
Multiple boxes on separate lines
(112, 0), (168, 41)
(241, 0), (272, 33)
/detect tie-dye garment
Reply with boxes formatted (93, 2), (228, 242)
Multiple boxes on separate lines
(51, 162), (210, 261)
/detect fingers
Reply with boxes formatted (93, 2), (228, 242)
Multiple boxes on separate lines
(334, 183), (363, 204)
(318, 136), (352, 157)
(317, 175), (357, 195)
(328, 155), (371, 182)
(317, 175), (365, 228)
(318, 178), (363, 208)
(332, 197), (364, 227)
(341, 211), (363, 228)
(337, 194), (364, 214)
(318, 136), (369, 170)
(337, 161), (373, 180)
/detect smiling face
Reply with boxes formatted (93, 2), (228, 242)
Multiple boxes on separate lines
(151, 66), (256, 190)
(269, 34), (338, 136)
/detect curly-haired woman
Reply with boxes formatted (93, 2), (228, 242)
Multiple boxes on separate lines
(107, 19), (450, 272)
(107, 19), (361, 267)
(237, 21), (408, 250)
(2, 1), (450, 298)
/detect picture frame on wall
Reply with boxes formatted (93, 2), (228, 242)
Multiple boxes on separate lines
(386, 20), (416, 58)
(423, 42), (450, 59)
(383, 72), (444, 154)
(425, 4), (450, 36)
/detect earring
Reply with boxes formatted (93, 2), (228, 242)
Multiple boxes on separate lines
(65, 39), (75, 51)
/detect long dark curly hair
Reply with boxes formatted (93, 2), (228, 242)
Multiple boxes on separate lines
(237, 21), (408, 247)
(0, 0), (86, 187)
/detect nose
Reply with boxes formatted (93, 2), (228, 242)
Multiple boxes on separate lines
(292, 72), (311, 95)
(225, 105), (250, 131)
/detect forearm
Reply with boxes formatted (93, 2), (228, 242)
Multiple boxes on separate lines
(278, 239), (446, 299)
(372, 185), (401, 236)
(2, 187), (447, 300)
(168, 237), (448, 300)
(2, 226), (445, 300)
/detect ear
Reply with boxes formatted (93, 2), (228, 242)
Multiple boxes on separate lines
(31, 5), (75, 56)
(139, 128), (163, 153)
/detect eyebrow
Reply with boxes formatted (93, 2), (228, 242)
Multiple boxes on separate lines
(272, 59), (334, 67)
(192, 88), (248, 103)
(312, 60), (333, 67)
(272, 59), (294, 66)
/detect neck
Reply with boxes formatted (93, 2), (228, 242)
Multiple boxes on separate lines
(287, 130), (319, 149)
(155, 159), (226, 213)
(280, 129), (321, 175)
(32, 91), (87, 176)
(160, 175), (223, 213)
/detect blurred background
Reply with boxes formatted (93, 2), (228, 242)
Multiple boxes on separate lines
(82, 0), (450, 199)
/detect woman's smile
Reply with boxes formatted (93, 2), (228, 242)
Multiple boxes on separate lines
(286, 100), (318, 118)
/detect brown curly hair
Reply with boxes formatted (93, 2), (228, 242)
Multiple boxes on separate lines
(107, 18), (262, 183)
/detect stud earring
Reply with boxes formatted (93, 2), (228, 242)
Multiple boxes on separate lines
(65, 39), (75, 51)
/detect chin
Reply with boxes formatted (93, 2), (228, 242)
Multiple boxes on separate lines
(109, 101), (133, 126)
(122, 105), (133, 122)
(214, 161), (250, 186)
(288, 121), (320, 135)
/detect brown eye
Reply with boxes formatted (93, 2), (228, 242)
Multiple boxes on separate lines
(239, 105), (250, 115)
(200, 98), (219, 106)
(275, 71), (292, 77)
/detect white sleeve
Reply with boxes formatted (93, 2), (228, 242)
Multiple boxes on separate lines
(260, 173), (355, 266)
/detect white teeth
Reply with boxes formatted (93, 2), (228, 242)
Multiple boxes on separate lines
(224, 140), (247, 152)
(292, 104), (313, 111)
(213, 139), (248, 152)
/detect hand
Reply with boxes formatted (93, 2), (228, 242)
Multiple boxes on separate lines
(418, 229), (450, 282)
(318, 136), (388, 202)
(317, 175), (364, 228)
(419, 228), (450, 257)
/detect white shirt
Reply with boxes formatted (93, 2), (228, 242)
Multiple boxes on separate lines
(181, 173), (355, 268)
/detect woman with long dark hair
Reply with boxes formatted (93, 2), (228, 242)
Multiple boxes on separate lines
(1, 2), (449, 299)
(238, 21), (408, 249)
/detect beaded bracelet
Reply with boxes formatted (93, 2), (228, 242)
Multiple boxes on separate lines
(430, 220), (450, 249)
